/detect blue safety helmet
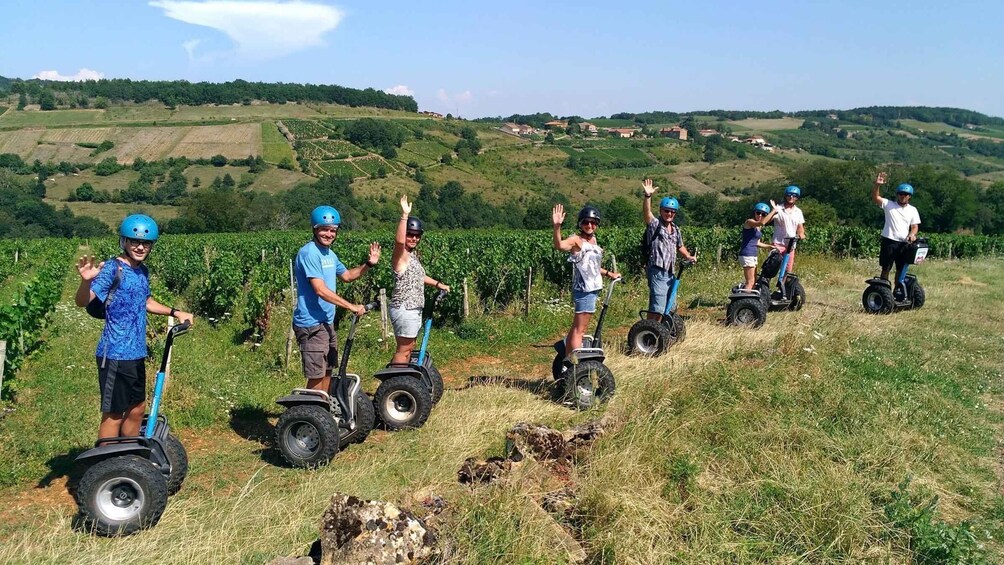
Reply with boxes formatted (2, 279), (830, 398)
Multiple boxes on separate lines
(659, 197), (680, 211)
(896, 183), (914, 195)
(753, 202), (771, 215)
(784, 185), (801, 197)
(310, 205), (341, 228)
(119, 214), (159, 241)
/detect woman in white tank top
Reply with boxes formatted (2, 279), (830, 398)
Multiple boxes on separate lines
(552, 204), (621, 356)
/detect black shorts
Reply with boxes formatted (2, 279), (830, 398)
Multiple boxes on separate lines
(97, 357), (146, 414)
(879, 237), (908, 271)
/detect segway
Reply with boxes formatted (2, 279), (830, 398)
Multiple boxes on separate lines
(551, 277), (621, 410)
(274, 302), (378, 468)
(372, 290), (447, 430)
(725, 286), (768, 328)
(627, 257), (696, 356)
(756, 236), (805, 312)
(862, 238), (928, 314)
(74, 321), (191, 536)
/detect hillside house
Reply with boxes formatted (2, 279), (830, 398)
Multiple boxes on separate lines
(659, 126), (688, 140)
(826, 113), (839, 120)
(501, 122), (522, 135)
(606, 127), (639, 138)
(517, 124), (536, 136)
(420, 111), (444, 119)
(745, 135), (767, 146)
(579, 122), (599, 135)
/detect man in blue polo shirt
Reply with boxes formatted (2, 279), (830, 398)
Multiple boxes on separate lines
(75, 214), (194, 440)
(294, 205), (381, 393)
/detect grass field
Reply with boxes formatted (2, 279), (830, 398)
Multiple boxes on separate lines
(44, 169), (141, 200)
(44, 200), (179, 228)
(260, 122), (295, 164)
(900, 119), (1004, 142)
(0, 254), (1002, 563)
(728, 117), (806, 131)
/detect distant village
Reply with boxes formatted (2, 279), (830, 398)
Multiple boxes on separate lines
(495, 119), (777, 152)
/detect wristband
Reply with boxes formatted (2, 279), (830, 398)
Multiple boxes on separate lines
(170, 308), (177, 317)
(366, 260), (377, 267)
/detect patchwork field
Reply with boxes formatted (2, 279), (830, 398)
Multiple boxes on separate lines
(728, 117), (806, 131)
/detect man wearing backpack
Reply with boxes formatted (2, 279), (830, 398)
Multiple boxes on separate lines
(75, 214), (194, 440)
(641, 179), (697, 320)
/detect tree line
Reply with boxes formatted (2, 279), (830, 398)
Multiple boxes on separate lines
(5, 78), (417, 112)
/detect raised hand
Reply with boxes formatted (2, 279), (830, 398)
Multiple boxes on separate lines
(77, 255), (104, 281)
(876, 172), (887, 185)
(552, 204), (565, 226)
(769, 199), (778, 211)
(368, 242), (381, 264)
(400, 194), (412, 215)
(642, 178), (657, 198)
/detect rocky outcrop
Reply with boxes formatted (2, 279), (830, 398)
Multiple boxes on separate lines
(319, 494), (436, 565)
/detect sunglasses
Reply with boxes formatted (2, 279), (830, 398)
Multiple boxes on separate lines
(661, 209), (677, 214)
(580, 219), (598, 226)
(406, 232), (423, 238)
(786, 194), (799, 198)
(754, 211), (766, 217)
(125, 238), (152, 248)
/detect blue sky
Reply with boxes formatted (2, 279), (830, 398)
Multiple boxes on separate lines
(1, 0), (1000, 118)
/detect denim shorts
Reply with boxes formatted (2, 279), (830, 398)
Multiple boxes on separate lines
(647, 265), (673, 314)
(390, 307), (423, 339)
(572, 289), (600, 313)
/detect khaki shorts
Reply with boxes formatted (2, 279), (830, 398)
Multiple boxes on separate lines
(739, 255), (759, 268)
(293, 323), (338, 379)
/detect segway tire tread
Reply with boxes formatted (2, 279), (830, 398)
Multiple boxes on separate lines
(374, 376), (433, 431)
(341, 390), (375, 445)
(76, 455), (169, 537)
(163, 433), (188, 495)
(626, 319), (672, 357)
(275, 404), (340, 468)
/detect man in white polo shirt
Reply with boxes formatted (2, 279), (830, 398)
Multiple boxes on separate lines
(771, 185), (805, 270)
(871, 172), (921, 281)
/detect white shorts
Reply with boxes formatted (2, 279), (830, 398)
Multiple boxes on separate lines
(390, 307), (423, 339)
(739, 255), (758, 268)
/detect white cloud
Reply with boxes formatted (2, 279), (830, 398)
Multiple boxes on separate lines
(182, 39), (202, 61)
(454, 90), (472, 103)
(436, 88), (473, 104)
(436, 88), (449, 103)
(33, 68), (105, 82)
(384, 85), (414, 96)
(150, 0), (344, 60)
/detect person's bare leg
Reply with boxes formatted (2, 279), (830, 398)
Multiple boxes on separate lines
(392, 336), (417, 364)
(120, 401), (146, 437)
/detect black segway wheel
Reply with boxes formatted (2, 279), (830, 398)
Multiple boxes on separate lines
(428, 364), (444, 404)
(910, 281), (925, 310)
(569, 360), (616, 411)
(275, 404), (340, 468)
(668, 311), (686, 343)
(341, 390), (375, 445)
(374, 376), (433, 431)
(163, 433), (188, 495)
(627, 319), (671, 357)
(76, 455), (169, 537)
(785, 277), (806, 311)
(726, 297), (767, 328)
(755, 281), (771, 311)
(862, 285), (894, 314)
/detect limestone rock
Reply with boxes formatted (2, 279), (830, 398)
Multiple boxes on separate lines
(320, 493), (435, 565)
(505, 422), (570, 462)
(457, 456), (510, 484)
(266, 557), (313, 565)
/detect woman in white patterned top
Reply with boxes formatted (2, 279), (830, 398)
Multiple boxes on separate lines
(390, 194), (450, 364)
(552, 203), (621, 357)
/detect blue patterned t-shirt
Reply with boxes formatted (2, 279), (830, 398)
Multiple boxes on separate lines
(92, 258), (150, 360)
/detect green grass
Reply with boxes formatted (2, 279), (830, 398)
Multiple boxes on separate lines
(900, 119), (1004, 141)
(261, 122), (295, 164)
(1, 254), (1003, 562)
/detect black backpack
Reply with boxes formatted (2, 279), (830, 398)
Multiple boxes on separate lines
(640, 222), (659, 265)
(85, 263), (124, 319)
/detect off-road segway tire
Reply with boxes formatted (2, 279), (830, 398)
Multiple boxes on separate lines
(568, 360), (616, 411)
(786, 277), (806, 311)
(375, 376), (433, 431)
(275, 404), (340, 468)
(862, 285), (894, 314)
(627, 319), (672, 357)
(910, 282), (925, 310)
(726, 298), (767, 328)
(341, 390), (375, 445)
(163, 433), (188, 495)
(755, 282), (771, 311)
(428, 364), (444, 404)
(668, 311), (687, 343)
(76, 455), (169, 537)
